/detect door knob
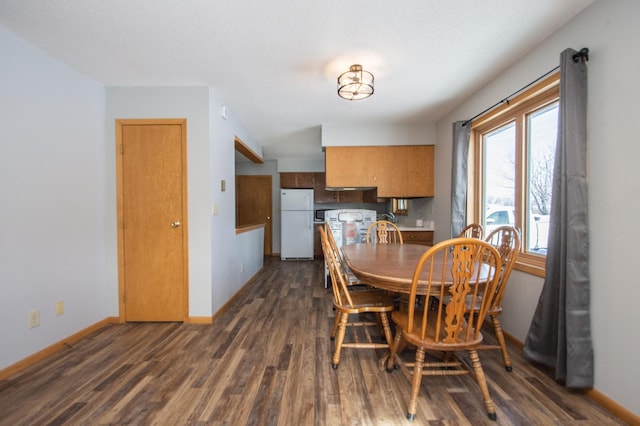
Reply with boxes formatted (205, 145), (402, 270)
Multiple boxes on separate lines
(171, 221), (181, 228)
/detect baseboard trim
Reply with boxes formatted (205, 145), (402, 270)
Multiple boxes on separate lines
(0, 316), (119, 381)
(187, 316), (213, 324)
(211, 267), (263, 324)
(500, 328), (638, 424)
(586, 388), (640, 425)
(1, 268), (267, 380)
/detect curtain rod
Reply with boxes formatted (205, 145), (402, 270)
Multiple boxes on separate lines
(461, 47), (589, 128)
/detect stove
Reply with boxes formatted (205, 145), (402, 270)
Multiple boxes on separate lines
(323, 209), (377, 288)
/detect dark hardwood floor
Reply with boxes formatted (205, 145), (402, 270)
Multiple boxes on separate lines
(0, 258), (626, 425)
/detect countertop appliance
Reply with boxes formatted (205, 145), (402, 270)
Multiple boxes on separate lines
(280, 189), (314, 260)
(323, 209), (377, 287)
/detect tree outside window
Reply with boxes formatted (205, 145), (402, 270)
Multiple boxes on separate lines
(472, 75), (559, 276)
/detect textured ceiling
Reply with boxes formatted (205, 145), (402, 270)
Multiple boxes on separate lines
(0, 0), (595, 160)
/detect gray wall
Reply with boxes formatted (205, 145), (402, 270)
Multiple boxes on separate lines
(0, 27), (108, 369)
(433, 0), (640, 415)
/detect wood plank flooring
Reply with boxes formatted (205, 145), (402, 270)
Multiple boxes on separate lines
(0, 257), (626, 425)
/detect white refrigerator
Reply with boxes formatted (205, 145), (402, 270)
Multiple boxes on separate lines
(280, 189), (314, 260)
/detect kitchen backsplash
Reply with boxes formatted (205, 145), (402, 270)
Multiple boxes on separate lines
(313, 198), (434, 228)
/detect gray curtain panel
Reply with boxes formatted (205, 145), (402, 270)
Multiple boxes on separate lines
(450, 121), (471, 238)
(523, 48), (593, 388)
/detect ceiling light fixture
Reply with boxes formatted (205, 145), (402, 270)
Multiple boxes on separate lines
(337, 64), (374, 101)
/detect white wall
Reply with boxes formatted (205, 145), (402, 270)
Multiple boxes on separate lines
(0, 25), (265, 371)
(277, 158), (325, 172)
(106, 88), (264, 318)
(321, 123), (436, 146)
(208, 94), (264, 312)
(434, 0), (639, 415)
(0, 27), (108, 370)
(106, 87), (214, 317)
(235, 227), (265, 286)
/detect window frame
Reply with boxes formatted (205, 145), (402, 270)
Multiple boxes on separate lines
(469, 73), (559, 277)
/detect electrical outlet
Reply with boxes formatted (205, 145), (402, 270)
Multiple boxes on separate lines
(56, 300), (64, 316)
(29, 310), (40, 329)
(240, 263), (244, 272)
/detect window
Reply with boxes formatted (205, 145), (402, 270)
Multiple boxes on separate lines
(471, 74), (559, 276)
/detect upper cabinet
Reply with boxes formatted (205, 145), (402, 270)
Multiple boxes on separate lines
(325, 145), (434, 198)
(280, 172), (376, 203)
(280, 172), (315, 189)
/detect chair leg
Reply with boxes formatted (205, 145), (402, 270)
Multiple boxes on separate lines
(386, 329), (403, 372)
(406, 347), (426, 421)
(378, 312), (394, 347)
(332, 312), (348, 369)
(490, 314), (512, 371)
(468, 349), (497, 421)
(330, 312), (340, 341)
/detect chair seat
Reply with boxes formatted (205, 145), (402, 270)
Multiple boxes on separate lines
(465, 296), (503, 316)
(335, 290), (395, 314)
(391, 309), (484, 352)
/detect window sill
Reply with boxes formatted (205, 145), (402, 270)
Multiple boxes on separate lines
(515, 254), (546, 278)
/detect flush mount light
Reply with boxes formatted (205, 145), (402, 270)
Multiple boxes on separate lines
(337, 64), (374, 101)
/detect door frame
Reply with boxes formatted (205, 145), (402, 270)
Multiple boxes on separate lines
(115, 118), (190, 322)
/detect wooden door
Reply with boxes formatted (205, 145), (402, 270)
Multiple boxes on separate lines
(236, 175), (272, 255)
(116, 119), (188, 322)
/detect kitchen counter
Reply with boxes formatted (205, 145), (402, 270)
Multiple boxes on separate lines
(397, 226), (435, 232)
(313, 221), (435, 232)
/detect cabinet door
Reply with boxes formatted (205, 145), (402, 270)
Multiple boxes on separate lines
(296, 173), (315, 188)
(375, 145), (434, 198)
(313, 172), (338, 203)
(402, 231), (434, 246)
(280, 173), (296, 188)
(362, 189), (379, 203)
(405, 145), (434, 197)
(325, 146), (379, 187)
(280, 172), (315, 189)
(337, 190), (363, 203)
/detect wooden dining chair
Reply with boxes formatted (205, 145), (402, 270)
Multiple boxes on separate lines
(459, 223), (484, 239)
(477, 225), (521, 371)
(323, 222), (371, 337)
(319, 226), (395, 369)
(323, 223), (364, 287)
(385, 237), (503, 422)
(366, 220), (403, 244)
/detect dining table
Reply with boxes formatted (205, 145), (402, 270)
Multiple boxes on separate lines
(341, 242), (494, 295)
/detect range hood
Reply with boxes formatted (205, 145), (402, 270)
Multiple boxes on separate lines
(324, 186), (377, 191)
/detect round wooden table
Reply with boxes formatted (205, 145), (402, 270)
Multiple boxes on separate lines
(341, 243), (493, 294)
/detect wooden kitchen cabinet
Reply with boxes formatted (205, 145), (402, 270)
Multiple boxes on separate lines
(325, 145), (434, 198)
(325, 146), (379, 188)
(280, 172), (315, 188)
(312, 173), (338, 202)
(280, 171), (377, 203)
(402, 230), (434, 246)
